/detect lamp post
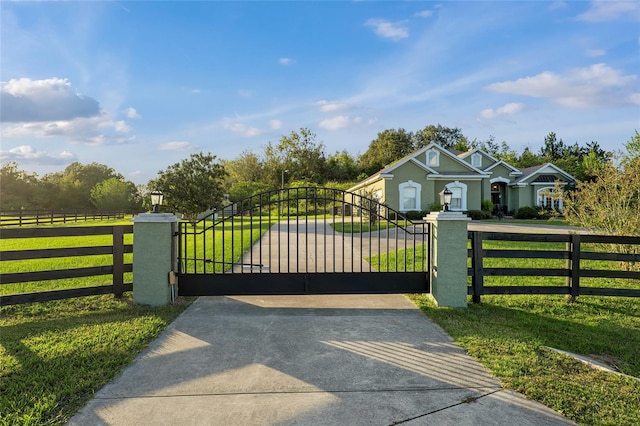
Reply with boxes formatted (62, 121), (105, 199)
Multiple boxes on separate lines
(281, 169), (288, 189)
(150, 190), (164, 213)
(440, 187), (452, 212)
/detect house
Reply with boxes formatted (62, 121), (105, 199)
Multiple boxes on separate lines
(348, 143), (575, 214)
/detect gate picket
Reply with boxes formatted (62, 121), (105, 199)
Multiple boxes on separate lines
(177, 187), (429, 295)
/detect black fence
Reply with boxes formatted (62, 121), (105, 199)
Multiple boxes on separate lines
(468, 231), (640, 303)
(0, 225), (133, 305)
(0, 210), (130, 227)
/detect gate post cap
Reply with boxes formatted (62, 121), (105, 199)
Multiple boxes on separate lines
(424, 211), (471, 222)
(132, 213), (181, 223)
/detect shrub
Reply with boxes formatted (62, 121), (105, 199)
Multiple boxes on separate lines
(481, 200), (494, 212)
(466, 210), (491, 220)
(514, 206), (538, 219)
(403, 210), (429, 220)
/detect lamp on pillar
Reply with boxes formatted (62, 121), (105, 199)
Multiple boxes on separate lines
(150, 190), (164, 213)
(440, 187), (452, 211)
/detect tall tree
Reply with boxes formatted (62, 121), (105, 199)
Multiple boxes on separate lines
(90, 178), (141, 211)
(413, 124), (465, 149)
(149, 152), (228, 222)
(44, 162), (122, 209)
(0, 162), (39, 210)
(325, 150), (359, 182)
(358, 128), (413, 175)
(263, 128), (327, 187)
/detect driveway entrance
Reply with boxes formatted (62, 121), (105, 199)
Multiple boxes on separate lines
(177, 188), (430, 296)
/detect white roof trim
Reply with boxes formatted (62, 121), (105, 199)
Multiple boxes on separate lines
(490, 177), (511, 184)
(519, 163), (576, 183)
(458, 147), (501, 164)
(484, 160), (520, 174)
(427, 174), (485, 181)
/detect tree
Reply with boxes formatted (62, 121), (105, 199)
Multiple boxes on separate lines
(44, 162), (122, 209)
(564, 151), (640, 238)
(0, 162), (39, 210)
(150, 152), (228, 222)
(624, 130), (640, 160)
(413, 124), (465, 150)
(325, 150), (359, 182)
(263, 128), (327, 187)
(358, 128), (413, 175)
(90, 178), (140, 211)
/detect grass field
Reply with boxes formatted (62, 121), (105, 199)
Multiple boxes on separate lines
(370, 240), (640, 425)
(0, 295), (191, 425)
(0, 216), (277, 425)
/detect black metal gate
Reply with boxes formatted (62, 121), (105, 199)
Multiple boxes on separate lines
(176, 187), (430, 295)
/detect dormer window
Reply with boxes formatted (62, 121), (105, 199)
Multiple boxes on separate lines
(426, 149), (439, 167)
(471, 153), (482, 168)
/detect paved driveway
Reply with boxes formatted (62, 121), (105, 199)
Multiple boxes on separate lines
(68, 295), (574, 425)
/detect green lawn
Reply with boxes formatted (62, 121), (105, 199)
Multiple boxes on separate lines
(0, 295), (191, 425)
(369, 240), (640, 425)
(0, 217), (276, 425)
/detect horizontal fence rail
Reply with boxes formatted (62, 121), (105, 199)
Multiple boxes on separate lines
(0, 210), (130, 227)
(0, 225), (133, 305)
(467, 231), (640, 303)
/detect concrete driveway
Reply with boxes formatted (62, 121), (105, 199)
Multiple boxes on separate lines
(68, 295), (574, 425)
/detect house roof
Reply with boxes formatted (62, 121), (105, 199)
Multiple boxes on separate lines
(511, 163), (576, 185)
(348, 143), (489, 191)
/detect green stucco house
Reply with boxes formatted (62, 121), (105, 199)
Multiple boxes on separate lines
(348, 143), (575, 214)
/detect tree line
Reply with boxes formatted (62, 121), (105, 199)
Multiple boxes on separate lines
(0, 125), (630, 220)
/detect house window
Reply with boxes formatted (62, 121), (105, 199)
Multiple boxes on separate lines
(426, 149), (439, 167)
(398, 181), (421, 212)
(443, 181), (467, 211)
(537, 187), (563, 210)
(471, 153), (482, 168)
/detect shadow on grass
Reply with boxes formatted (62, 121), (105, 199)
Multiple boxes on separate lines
(0, 295), (191, 425)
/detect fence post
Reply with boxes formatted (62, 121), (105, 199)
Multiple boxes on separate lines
(132, 213), (180, 306)
(471, 231), (484, 304)
(112, 226), (125, 298)
(425, 210), (471, 308)
(566, 233), (581, 302)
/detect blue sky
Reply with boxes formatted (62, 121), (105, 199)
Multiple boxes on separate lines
(1, 1), (639, 184)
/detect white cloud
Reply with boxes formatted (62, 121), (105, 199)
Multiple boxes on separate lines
(576, 1), (640, 22)
(1, 78), (100, 122)
(478, 103), (525, 120)
(126, 107), (141, 119)
(414, 10), (433, 18)
(485, 63), (638, 108)
(319, 115), (351, 131)
(279, 57), (295, 65)
(315, 100), (348, 112)
(269, 119), (282, 130)
(629, 93), (640, 105)
(0, 144), (77, 165)
(365, 19), (409, 41)
(2, 115), (133, 145)
(238, 89), (252, 97)
(158, 141), (195, 151)
(221, 119), (262, 137)
(191, 89), (201, 94)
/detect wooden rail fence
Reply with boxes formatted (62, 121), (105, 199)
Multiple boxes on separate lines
(0, 210), (129, 227)
(468, 231), (640, 303)
(0, 225), (133, 305)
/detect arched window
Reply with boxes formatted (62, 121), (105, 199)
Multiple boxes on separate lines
(444, 181), (467, 211)
(471, 153), (482, 168)
(398, 180), (421, 212)
(537, 187), (563, 210)
(426, 149), (439, 167)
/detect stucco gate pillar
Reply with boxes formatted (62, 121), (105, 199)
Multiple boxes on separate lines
(425, 211), (471, 308)
(132, 213), (180, 306)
